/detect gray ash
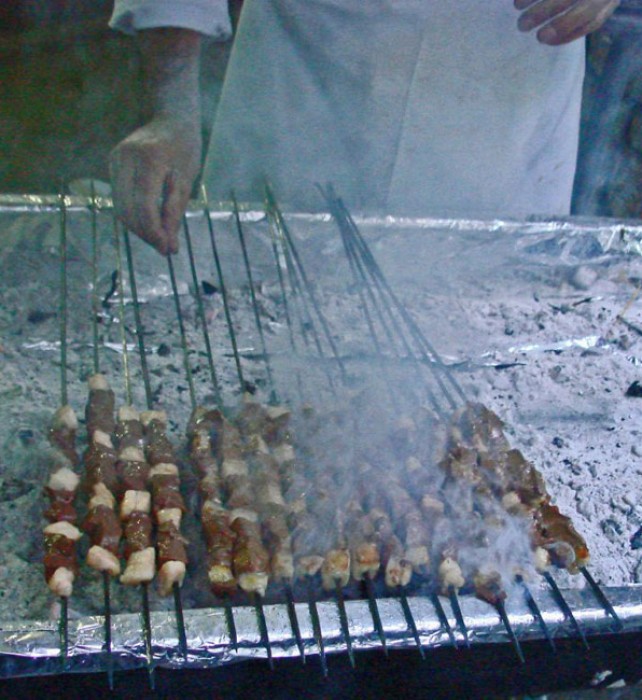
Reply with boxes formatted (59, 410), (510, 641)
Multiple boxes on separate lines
(0, 205), (641, 623)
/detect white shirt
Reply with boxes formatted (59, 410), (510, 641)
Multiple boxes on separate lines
(111, 1), (585, 218)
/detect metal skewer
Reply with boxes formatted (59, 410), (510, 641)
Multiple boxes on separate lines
(264, 192), (297, 352)
(265, 185), (347, 383)
(90, 180), (101, 375)
(253, 593), (274, 669)
(59, 595), (69, 672)
(398, 587), (425, 659)
(182, 216), (222, 405)
(173, 581), (189, 660)
(542, 571), (589, 650)
(364, 577), (388, 656)
(57, 187), (70, 673)
(495, 599), (525, 664)
(161, 246), (204, 661)
(124, 224), (196, 668)
(321, 185), (466, 412)
(580, 567), (623, 631)
(224, 598), (238, 651)
(265, 191), (320, 354)
(448, 586), (471, 648)
(120, 225), (185, 684)
(89, 183), (116, 688)
(335, 578), (356, 667)
(306, 578), (328, 676)
(431, 592), (458, 649)
(516, 575), (555, 652)
(166, 252), (197, 408)
(141, 583), (156, 689)
(103, 572), (114, 689)
(202, 186), (246, 391)
(285, 584), (306, 664)
(265, 189), (339, 395)
(113, 221), (133, 405)
(122, 227), (153, 408)
(232, 193), (278, 403)
(58, 189), (69, 408)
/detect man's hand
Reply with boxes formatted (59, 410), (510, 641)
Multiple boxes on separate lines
(110, 28), (202, 256)
(110, 116), (201, 256)
(515, 0), (620, 45)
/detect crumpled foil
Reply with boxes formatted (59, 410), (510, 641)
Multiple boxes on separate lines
(0, 193), (641, 254)
(0, 586), (639, 678)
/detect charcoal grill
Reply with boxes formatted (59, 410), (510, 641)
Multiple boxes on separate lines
(1, 189), (642, 697)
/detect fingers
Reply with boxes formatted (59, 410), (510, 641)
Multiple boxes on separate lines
(110, 118), (201, 256)
(517, 0), (576, 31)
(160, 170), (192, 256)
(110, 142), (169, 256)
(110, 137), (179, 257)
(515, 0), (620, 45)
(130, 154), (170, 255)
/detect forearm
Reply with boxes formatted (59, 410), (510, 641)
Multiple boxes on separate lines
(139, 28), (202, 124)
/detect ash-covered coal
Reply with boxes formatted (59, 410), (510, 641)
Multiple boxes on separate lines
(1, 204), (641, 625)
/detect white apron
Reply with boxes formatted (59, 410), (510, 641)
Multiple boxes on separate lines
(203, 0), (585, 217)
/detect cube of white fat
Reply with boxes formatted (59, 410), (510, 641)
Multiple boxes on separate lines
(238, 572), (269, 597)
(266, 405), (290, 422)
(149, 462), (179, 478)
(87, 545), (121, 576)
(246, 434), (269, 455)
(272, 444), (295, 465)
(88, 373), (109, 391)
(385, 555), (413, 588)
(221, 458), (248, 478)
(208, 564), (235, 587)
(229, 508), (258, 524)
(438, 557), (465, 592)
(295, 555), (324, 578)
(48, 567), (75, 597)
(120, 490), (151, 519)
(420, 494), (445, 517)
(351, 543), (380, 581)
(271, 550), (294, 582)
(89, 482), (116, 510)
(501, 491), (522, 512)
(92, 429), (114, 449)
(321, 549), (350, 590)
(191, 430), (210, 453)
(258, 482), (285, 507)
(157, 508), (182, 529)
(158, 561), (187, 597)
(118, 405), (140, 422)
(120, 547), (156, 585)
(48, 467), (80, 493)
(140, 410), (167, 427)
(533, 546), (551, 573)
(118, 446), (145, 463)
(405, 545), (430, 572)
(44, 521), (82, 541)
(202, 499), (226, 519)
(51, 404), (78, 431)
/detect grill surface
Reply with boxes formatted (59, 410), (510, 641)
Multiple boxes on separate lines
(1, 193), (642, 693)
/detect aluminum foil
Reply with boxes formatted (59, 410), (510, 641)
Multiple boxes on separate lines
(0, 586), (639, 679)
(1, 193), (642, 252)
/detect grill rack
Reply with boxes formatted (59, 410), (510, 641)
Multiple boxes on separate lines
(1, 187), (634, 689)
